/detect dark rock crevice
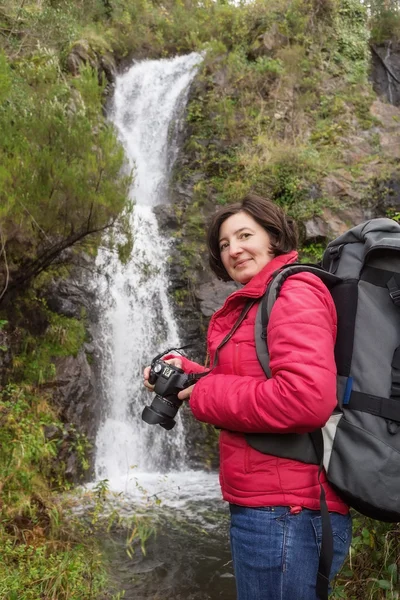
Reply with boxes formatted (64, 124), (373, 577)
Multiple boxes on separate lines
(371, 41), (400, 106)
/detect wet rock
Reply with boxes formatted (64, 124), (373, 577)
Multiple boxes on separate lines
(371, 42), (400, 106)
(100, 54), (117, 83)
(45, 278), (96, 319)
(65, 453), (79, 481)
(195, 280), (240, 317)
(54, 351), (94, 424)
(176, 182), (195, 200)
(53, 350), (100, 481)
(153, 204), (180, 231)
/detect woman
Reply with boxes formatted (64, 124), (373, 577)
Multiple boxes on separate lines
(144, 193), (352, 600)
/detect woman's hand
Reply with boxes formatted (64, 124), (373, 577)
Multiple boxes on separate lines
(177, 385), (195, 401)
(143, 357), (183, 391)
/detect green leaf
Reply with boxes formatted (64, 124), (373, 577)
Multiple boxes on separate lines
(377, 579), (391, 590)
(387, 563), (398, 583)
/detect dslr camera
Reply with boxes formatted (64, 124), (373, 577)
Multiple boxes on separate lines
(142, 348), (207, 430)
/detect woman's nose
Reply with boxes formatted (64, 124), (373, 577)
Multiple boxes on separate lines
(229, 240), (242, 256)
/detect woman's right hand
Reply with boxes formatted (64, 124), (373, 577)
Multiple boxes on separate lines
(143, 357), (183, 391)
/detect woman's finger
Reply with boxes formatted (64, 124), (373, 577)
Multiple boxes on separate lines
(143, 366), (154, 391)
(178, 384), (195, 401)
(163, 357), (183, 369)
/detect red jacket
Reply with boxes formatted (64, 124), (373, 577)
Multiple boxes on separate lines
(179, 251), (348, 514)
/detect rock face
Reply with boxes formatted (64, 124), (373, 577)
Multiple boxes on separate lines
(43, 273), (101, 482)
(304, 204), (376, 241)
(66, 40), (117, 84)
(53, 349), (100, 481)
(371, 42), (400, 106)
(196, 280), (240, 317)
(45, 277), (96, 320)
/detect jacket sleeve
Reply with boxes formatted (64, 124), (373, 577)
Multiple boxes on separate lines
(189, 274), (338, 434)
(163, 354), (208, 374)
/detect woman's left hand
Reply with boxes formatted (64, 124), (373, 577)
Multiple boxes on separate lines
(178, 384), (195, 401)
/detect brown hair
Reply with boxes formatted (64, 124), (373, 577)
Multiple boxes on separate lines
(207, 193), (298, 281)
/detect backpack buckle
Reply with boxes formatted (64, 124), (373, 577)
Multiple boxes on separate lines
(389, 289), (400, 306)
(328, 244), (343, 273)
(387, 276), (400, 306)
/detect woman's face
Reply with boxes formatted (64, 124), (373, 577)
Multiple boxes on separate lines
(219, 211), (275, 284)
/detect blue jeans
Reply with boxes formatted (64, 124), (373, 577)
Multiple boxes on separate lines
(230, 505), (352, 600)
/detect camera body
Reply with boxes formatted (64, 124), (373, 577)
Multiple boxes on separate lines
(142, 358), (192, 430)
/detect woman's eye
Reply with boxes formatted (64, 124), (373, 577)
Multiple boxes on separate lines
(220, 243), (228, 251)
(240, 232), (251, 239)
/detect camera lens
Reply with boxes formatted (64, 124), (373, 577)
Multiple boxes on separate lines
(141, 406), (175, 430)
(141, 394), (182, 430)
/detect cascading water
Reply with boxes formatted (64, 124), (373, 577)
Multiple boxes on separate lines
(93, 54), (220, 505)
(89, 54), (236, 599)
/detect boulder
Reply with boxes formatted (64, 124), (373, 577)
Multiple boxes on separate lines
(52, 350), (100, 481)
(54, 351), (95, 428)
(67, 40), (117, 84)
(321, 205), (375, 238)
(195, 280), (240, 317)
(371, 42), (400, 106)
(45, 278), (96, 319)
(153, 204), (180, 231)
(304, 217), (329, 241)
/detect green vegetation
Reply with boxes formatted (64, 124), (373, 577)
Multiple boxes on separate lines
(169, 0), (389, 279)
(0, 0), (399, 598)
(0, 379), (108, 599)
(370, 0), (400, 43)
(179, 0), (372, 213)
(334, 515), (399, 599)
(0, 51), (132, 303)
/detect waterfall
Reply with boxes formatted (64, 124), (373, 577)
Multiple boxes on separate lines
(92, 53), (220, 502)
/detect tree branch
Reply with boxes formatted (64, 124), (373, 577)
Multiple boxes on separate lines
(1, 217), (118, 302)
(16, 198), (52, 243)
(7, 0), (27, 41)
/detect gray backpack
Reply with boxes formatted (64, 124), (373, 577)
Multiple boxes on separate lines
(245, 218), (400, 599)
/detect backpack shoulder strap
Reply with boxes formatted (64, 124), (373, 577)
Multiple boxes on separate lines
(253, 263), (341, 600)
(255, 263), (341, 378)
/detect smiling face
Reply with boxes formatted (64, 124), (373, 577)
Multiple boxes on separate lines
(219, 211), (275, 284)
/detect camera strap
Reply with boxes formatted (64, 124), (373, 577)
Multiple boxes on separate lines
(212, 299), (257, 369)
